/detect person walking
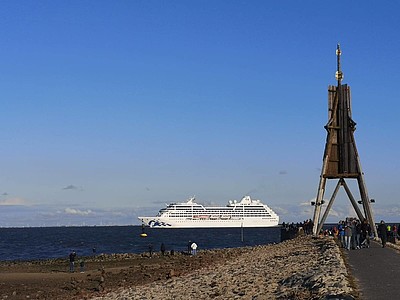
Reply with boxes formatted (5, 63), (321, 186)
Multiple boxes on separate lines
(191, 241), (198, 255)
(160, 243), (166, 256)
(338, 221), (345, 248)
(350, 220), (357, 250)
(378, 220), (388, 248)
(355, 220), (362, 249)
(360, 219), (371, 248)
(344, 223), (352, 250)
(397, 224), (400, 240)
(79, 259), (85, 273)
(69, 250), (76, 272)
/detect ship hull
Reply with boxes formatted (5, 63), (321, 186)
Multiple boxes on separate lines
(138, 217), (279, 228)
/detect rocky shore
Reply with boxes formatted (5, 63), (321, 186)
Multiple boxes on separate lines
(92, 235), (356, 300)
(0, 235), (357, 300)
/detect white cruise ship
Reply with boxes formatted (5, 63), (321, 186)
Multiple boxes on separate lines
(138, 196), (279, 228)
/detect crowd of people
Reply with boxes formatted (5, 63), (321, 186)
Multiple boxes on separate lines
(330, 218), (372, 250)
(146, 240), (198, 257)
(281, 219), (314, 240)
(323, 218), (400, 250)
(282, 218), (400, 250)
(377, 220), (399, 248)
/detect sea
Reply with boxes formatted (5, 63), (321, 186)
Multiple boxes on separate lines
(0, 226), (281, 261)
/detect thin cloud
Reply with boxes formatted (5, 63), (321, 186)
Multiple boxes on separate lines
(272, 206), (289, 215)
(62, 185), (83, 191)
(64, 208), (93, 216)
(0, 197), (29, 206)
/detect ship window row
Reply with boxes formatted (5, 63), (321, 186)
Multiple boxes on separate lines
(170, 207), (206, 211)
(205, 210), (266, 213)
(168, 211), (270, 214)
(166, 207), (267, 211)
(173, 206), (204, 209)
(166, 210), (269, 213)
(169, 217), (277, 222)
(167, 213), (272, 217)
(196, 211), (268, 214)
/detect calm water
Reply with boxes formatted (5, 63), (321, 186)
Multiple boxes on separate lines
(0, 226), (281, 261)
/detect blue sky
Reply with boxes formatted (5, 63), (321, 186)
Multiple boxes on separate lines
(1, 1), (399, 226)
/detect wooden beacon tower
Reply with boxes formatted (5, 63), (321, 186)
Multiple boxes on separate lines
(312, 44), (377, 237)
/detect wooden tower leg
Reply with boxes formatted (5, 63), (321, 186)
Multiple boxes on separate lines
(312, 174), (327, 235)
(341, 179), (365, 221)
(357, 176), (378, 237)
(316, 179), (341, 234)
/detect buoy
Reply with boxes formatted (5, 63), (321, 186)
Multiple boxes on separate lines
(140, 223), (147, 237)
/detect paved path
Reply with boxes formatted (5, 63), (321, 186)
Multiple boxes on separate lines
(345, 240), (400, 300)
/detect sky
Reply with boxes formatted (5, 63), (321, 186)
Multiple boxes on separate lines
(1, 1), (400, 227)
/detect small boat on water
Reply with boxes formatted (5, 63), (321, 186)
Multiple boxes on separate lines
(138, 196), (279, 228)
